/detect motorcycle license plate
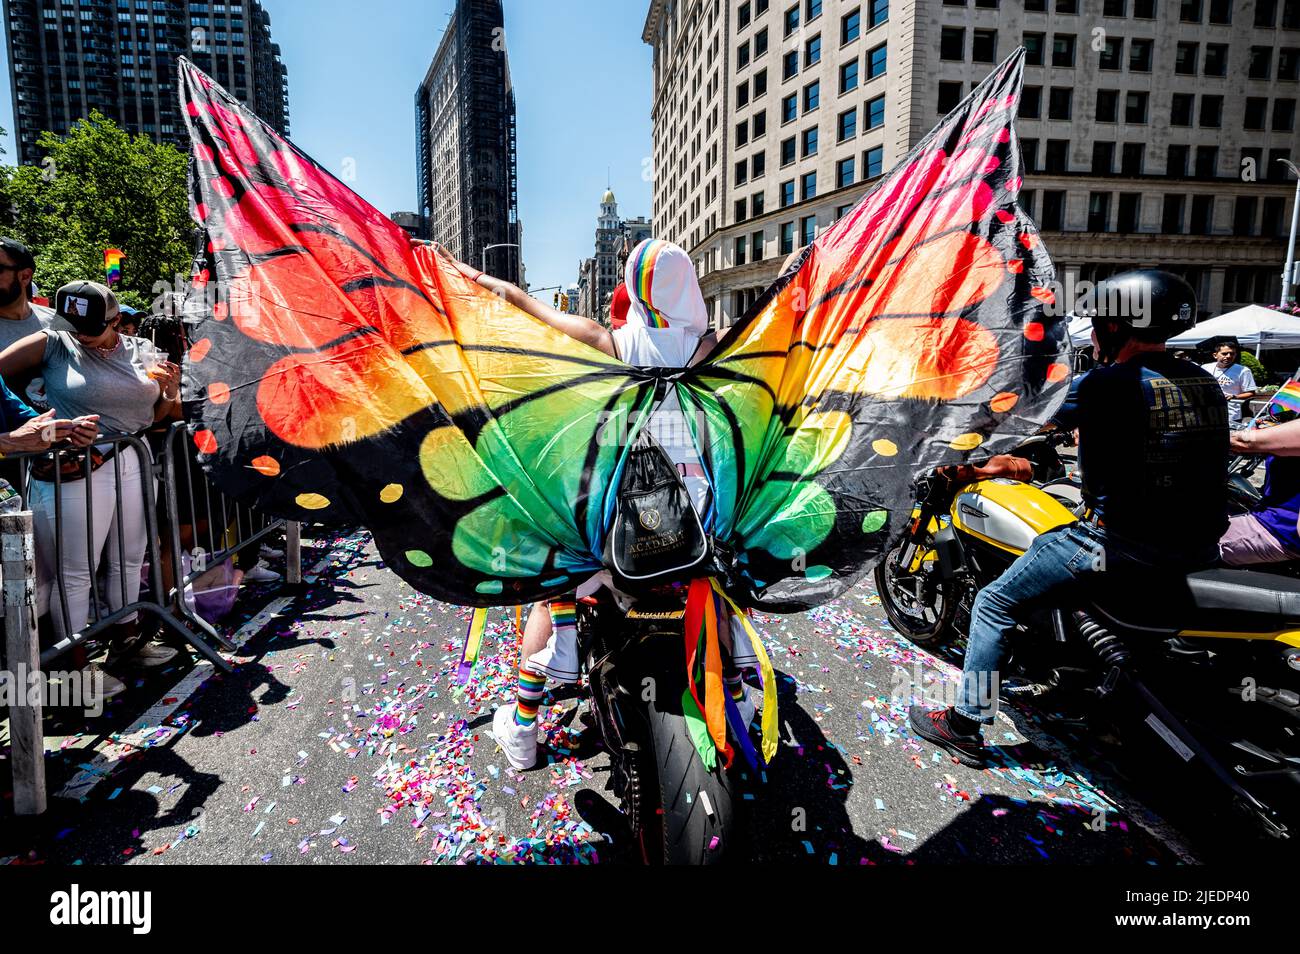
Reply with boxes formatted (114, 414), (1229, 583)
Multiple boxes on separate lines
(625, 606), (686, 621)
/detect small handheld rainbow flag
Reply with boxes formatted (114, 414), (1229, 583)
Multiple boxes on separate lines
(104, 248), (125, 286)
(1270, 379), (1300, 417)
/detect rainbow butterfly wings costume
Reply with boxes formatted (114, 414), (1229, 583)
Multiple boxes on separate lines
(179, 51), (1068, 763)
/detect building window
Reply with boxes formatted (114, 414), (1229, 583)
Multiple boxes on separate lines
(801, 171), (817, 199)
(739, 1), (752, 29)
(1277, 98), (1298, 130)
(1096, 89), (1119, 122)
(1171, 93), (1194, 126)
(780, 221), (796, 255)
(755, 27), (769, 56)
(804, 80), (820, 111)
(807, 0), (824, 20)
(753, 190), (765, 214)
(941, 27), (965, 61)
(754, 69), (769, 97)
(1092, 141), (1115, 174)
(1167, 144), (1190, 177)
(1052, 34), (1076, 67)
(1191, 194), (1213, 234)
(840, 59), (860, 94)
(783, 50), (799, 80)
(1088, 192), (1112, 232)
(1045, 139), (1069, 172)
(785, 3), (800, 36)
(1162, 194), (1185, 234)
(1129, 38), (1152, 72)
(842, 8), (861, 44)
(1180, 0), (1202, 22)
(1121, 142), (1144, 174)
(1134, 0), (1156, 16)
(1280, 48), (1300, 80)
(1233, 196), (1258, 236)
(864, 145), (884, 177)
(1204, 43), (1228, 76)
(1042, 190), (1066, 230)
(805, 35), (821, 67)
(734, 235), (748, 266)
(1020, 86), (1042, 119)
(737, 82), (751, 108)
(802, 126), (819, 156)
(1024, 32), (1045, 66)
(754, 111), (768, 137)
(1195, 145), (1219, 177)
(801, 214), (817, 245)
(1117, 193), (1141, 233)
(1125, 90), (1148, 123)
(1175, 42), (1199, 75)
(781, 180), (796, 207)
(753, 230), (766, 259)
(1258, 0), (1278, 26)
(938, 81), (964, 113)
(1249, 46), (1272, 79)
(1104, 0), (1127, 13)
(738, 41), (751, 69)
(736, 159), (749, 186)
(866, 94), (885, 128)
(753, 150), (767, 177)
(838, 107), (858, 140)
(1099, 37), (1122, 70)
(736, 120), (750, 147)
(1049, 87), (1072, 120)
(867, 43), (887, 77)
(735, 198), (748, 224)
(1021, 138), (1040, 172)
(837, 156), (856, 187)
(972, 29), (997, 63)
(1200, 94), (1222, 127)
(781, 137), (797, 165)
(869, 0), (889, 28)
(782, 93), (798, 123)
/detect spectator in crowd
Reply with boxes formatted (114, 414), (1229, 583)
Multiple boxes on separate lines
(1202, 338), (1257, 429)
(0, 280), (183, 698)
(0, 237), (54, 400)
(118, 306), (141, 338)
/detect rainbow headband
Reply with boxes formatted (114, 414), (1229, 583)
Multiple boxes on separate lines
(630, 240), (671, 329)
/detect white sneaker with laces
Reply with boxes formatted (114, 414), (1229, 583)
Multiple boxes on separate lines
(492, 703), (539, 770)
(259, 544), (285, 559)
(244, 560), (281, 583)
(83, 664), (126, 701)
(108, 640), (178, 669)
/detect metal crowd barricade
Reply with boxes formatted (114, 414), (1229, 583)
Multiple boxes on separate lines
(5, 432), (230, 671)
(159, 420), (291, 653)
(2, 425), (303, 814)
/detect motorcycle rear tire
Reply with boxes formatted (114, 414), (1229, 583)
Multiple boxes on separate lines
(639, 692), (739, 865)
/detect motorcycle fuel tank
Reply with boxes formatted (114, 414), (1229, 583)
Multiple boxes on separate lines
(950, 478), (1076, 555)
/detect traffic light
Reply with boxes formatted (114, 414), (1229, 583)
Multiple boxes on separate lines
(560, 293), (569, 311)
(553, 292), (560, 307)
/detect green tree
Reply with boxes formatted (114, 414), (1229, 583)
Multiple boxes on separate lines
(0, 111), (193, 310)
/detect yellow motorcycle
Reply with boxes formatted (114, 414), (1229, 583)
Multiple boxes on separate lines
(875, 433), (1300, 839)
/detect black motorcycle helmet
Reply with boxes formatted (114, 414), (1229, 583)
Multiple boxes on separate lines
(1084, 269), (1197, 363)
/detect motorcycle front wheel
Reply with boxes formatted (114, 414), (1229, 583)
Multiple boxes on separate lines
(874, 542), (960, 648)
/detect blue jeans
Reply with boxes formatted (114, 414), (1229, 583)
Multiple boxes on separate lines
(957, 523), (1144, 723)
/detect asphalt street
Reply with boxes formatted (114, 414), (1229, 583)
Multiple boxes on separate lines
(0, 527), (1267, 865)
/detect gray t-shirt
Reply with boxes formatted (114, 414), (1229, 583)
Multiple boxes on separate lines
(41, 329), (160, 434)
(0, 302), (53, 397)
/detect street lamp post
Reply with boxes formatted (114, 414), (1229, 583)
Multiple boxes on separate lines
(482, 242), (520, 280)
(1279, 159), (1300, 308)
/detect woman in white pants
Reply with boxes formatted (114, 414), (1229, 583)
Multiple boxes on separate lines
(0, 280), (182, 698)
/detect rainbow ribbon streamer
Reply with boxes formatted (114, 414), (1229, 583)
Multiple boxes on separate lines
(1270, 379), (1300, 416)
(456, 606), (488, 684)
(103, 248), (125, 286)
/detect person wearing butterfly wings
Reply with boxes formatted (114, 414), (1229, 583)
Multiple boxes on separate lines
(428, 237), (764, 770)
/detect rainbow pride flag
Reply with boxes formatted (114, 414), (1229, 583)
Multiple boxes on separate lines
(103, 248), (125, 286)
(1270, 379), (1300, 416)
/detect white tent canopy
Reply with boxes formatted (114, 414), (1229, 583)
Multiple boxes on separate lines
(1166, 305), (1300, 354)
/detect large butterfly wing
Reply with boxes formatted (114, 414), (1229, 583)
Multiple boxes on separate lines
(682, 50), (1068, 611)
(178, 59), (652, 605)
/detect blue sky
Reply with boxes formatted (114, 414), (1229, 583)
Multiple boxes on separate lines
(0, 0), (655, 296)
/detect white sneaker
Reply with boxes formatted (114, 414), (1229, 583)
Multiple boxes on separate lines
(259, 544), (285, 560)
(108, 640), (178, 669)
(83, 665), (126, 702)
(244, 561), (281, 583)
(492, 703), (539, 770)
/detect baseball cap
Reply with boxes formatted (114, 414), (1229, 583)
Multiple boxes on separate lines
(55, 280), (121, 336)
(0, 236), (35, 273)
